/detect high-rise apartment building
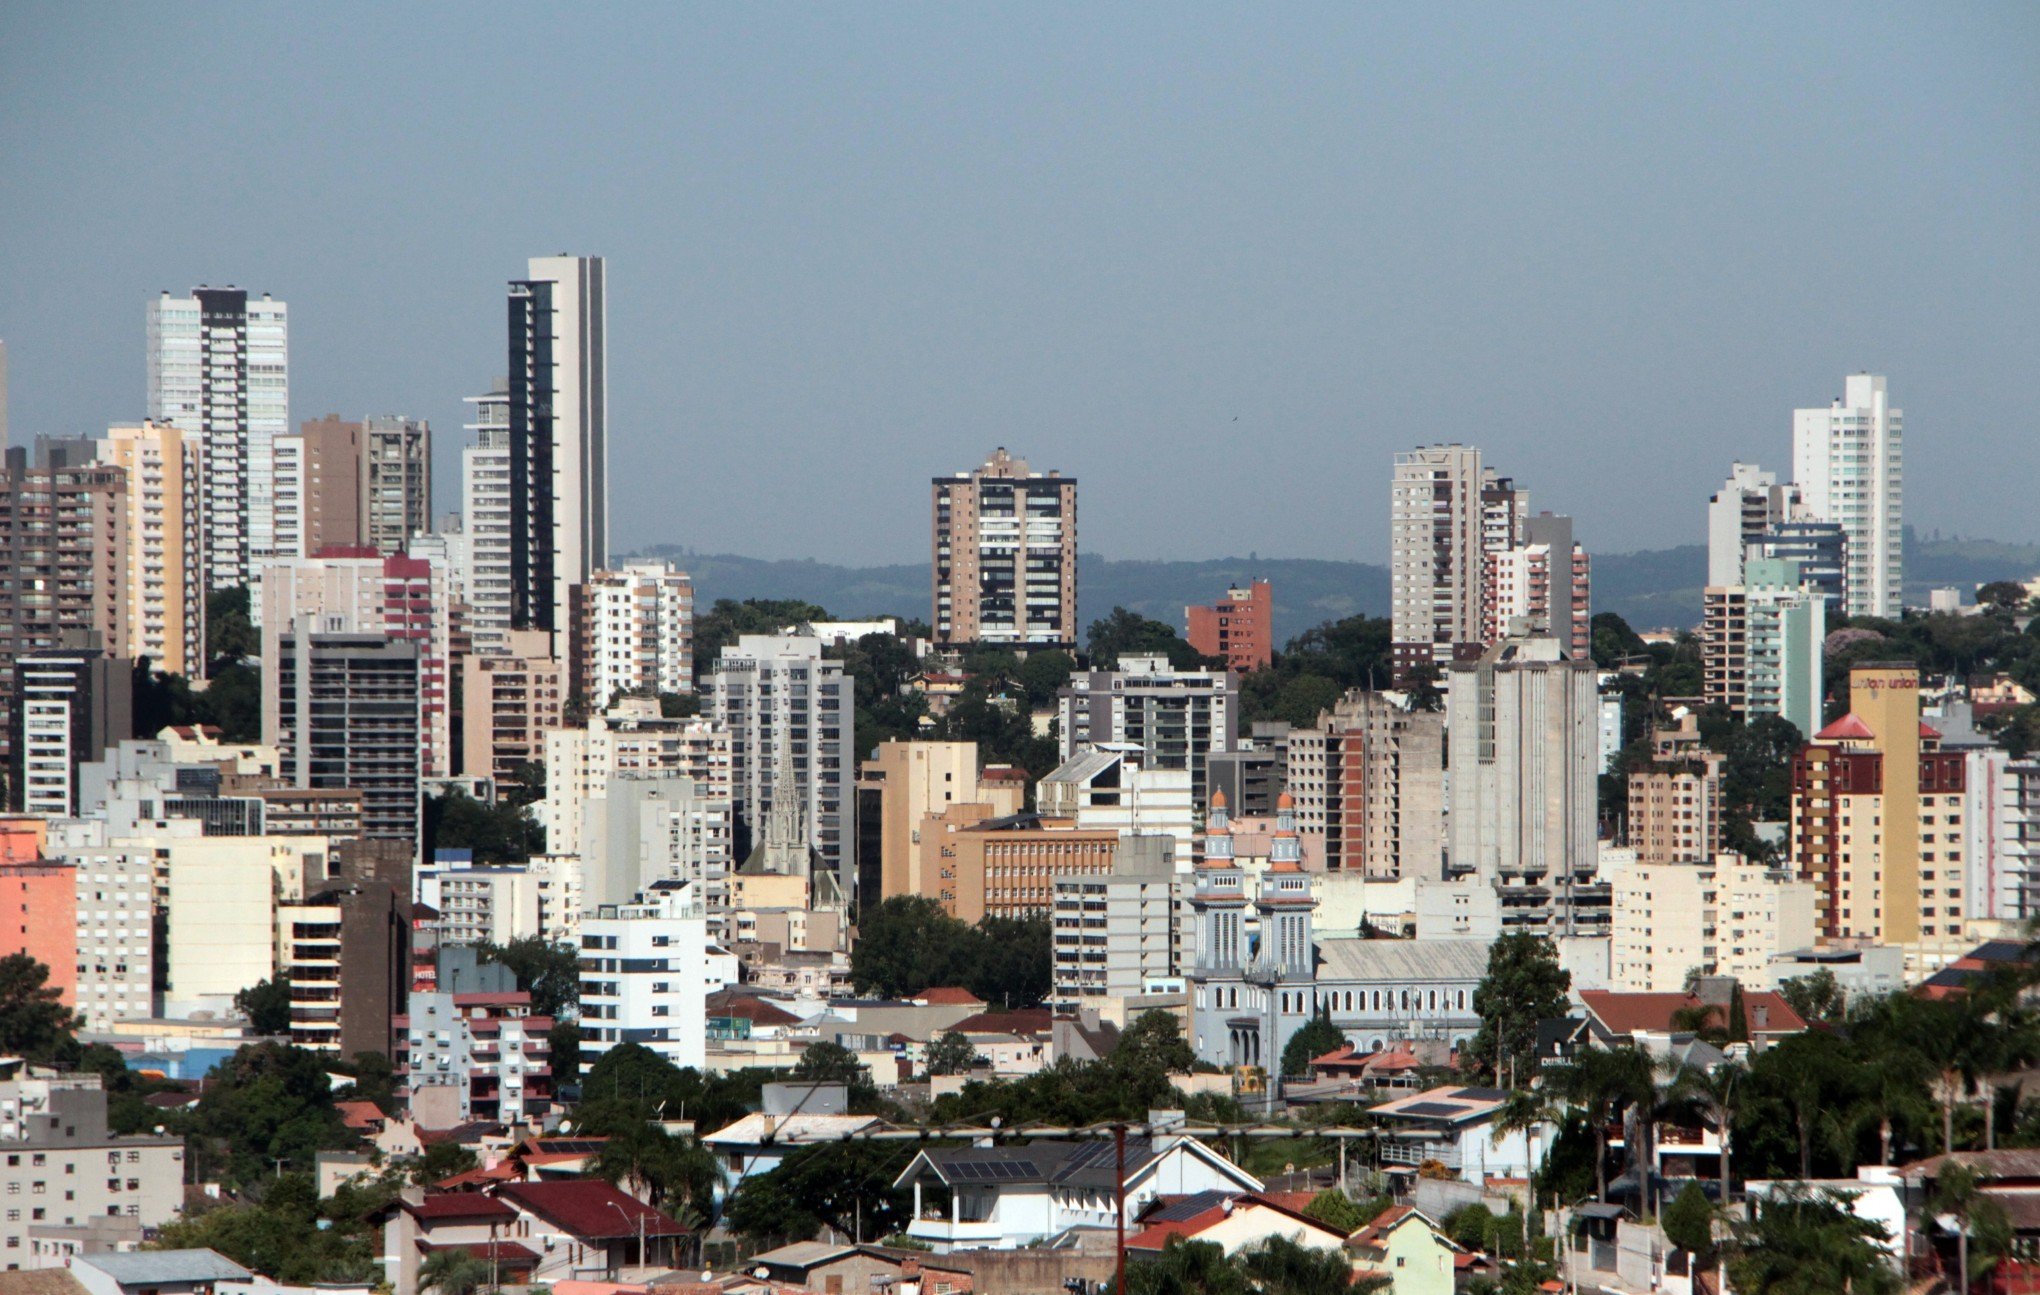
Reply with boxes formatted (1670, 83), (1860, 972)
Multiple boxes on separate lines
(273, 415), (363, 559)
(1608, 852), (1818, 993)
(1390, 445), (1488, 681)
(461, 629), (564, 783)
(931, 448), (1078, 648)
(261, 551), (450, 778)
(276, 880), (410, 1057)
(1625, 749), (1724, 865)
(7, 647), (131, 817)
(1049, 835), (1179, 1011)
(146, 287), (288, 593)
(710, 634), (854, 902)
(577, 882), (736, 1075)
(1752, 520), (1847, 615)
(1185, 580), (1273, 673)
(571, 560), (694, 711)
(0, 450), (128, 687)
(272, 630), (421, 844)
(1791, 664), (1965, 952)
(1445, 630), (1606, 936)
(0, 1073), (184, 1263)
(507, 257), (607, 636)
(543, 699), (733, 861)
(363, 415), (431, 554)
(1707, 463), (1800, 588)
(1284, 689), (1445, 878)
(1057, 656), (1240, 803)
(97, 422), (203, 676)
(859, 740), (1017, 902)
(461, 381), (515, 656)
(1794, 373), (1902, 618)
(1482, 512), (1591, 659)
(1701, 557), (1825, 738)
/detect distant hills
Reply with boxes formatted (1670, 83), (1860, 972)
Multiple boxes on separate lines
(634, 533), (2040, 643)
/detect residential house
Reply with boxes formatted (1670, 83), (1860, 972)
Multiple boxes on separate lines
(1578, 988), (1807, 1051)
(1368, 1086), (1549, 1189)
(1344, 1205), (1462, 1295)
(892, 1137), (1261, 1253)
(66, 1252), (252, 1295)
(383, 1193), (529, 1295)
(1124, 1191), (1346, 1256)
(490, 1180), (688, 1280)
(700, 1112), (883, 1196)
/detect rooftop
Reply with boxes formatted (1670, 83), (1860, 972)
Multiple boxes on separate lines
(495, 1180), (689, 1239)
(75, 1250), (253, 1286)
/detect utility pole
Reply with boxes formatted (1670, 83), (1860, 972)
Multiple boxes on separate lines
(1113, 1124), (1127, 1295)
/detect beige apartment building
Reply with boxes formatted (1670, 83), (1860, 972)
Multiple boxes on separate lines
(859, 740), (1025, 901)
(0, 1072), (184, 1269)
(916, 803), (1118, 923)
(462, 629), (565, 782)
(275, 415), (364, 558)
(97, 422), (203, 677)
(1791, 664), (1968, 958)
(1285, 689), (1444, 877)
(931, 448), (1077, 647)
(1609, 851), (1818, 992)
(1626, 752), (1723, 865)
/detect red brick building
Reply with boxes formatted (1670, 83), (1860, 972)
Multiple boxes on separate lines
(1186, 579), (1272, 672)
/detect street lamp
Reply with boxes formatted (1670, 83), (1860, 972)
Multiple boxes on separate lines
(605, 1200), (647, 1272)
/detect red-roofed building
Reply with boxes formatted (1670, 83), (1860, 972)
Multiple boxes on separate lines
(385, 1193), (524, 1295)
(1123, 1192), (1346, 1256)
(492, 1180), (688, 1279)
(1579, 990), (1806, 1049)
(911, 988), (986, 1008)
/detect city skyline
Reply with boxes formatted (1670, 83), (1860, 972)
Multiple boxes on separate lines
(2, 6), (2036, 563)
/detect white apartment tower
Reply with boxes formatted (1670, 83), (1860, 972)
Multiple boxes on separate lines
(1707, 462), (1801, 588)
(573, 560), (694, 711)
(1794, 374), (1902, 618)
(146, 286), (288, 593)
(507, 256), (608, 637)
(710, 635), (855, 904)
(462, 381), (515, 656)
(1390, 445), (1486, 682)
(577, 882), (736, 1075)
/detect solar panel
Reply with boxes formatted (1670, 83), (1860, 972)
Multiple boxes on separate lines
(1453, 1087), (1510, 1102)
(945, 1159), (1036, 1181)
(1400, 1101), (1469, 1117)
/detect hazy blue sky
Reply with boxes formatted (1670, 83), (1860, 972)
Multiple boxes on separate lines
(3, 5), (2036, 562)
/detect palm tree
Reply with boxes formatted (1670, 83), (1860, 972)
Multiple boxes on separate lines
(1667, 1056), (1746, 1203)
(1240, 1234), (1391, 1295)
(419, 1248), (490, 1295)
(1846, 998), (1935, 1166)
(1725, 1185), (1902, 1295)
(1560, 1046), (1656, 1206)
(1931, 1161), (2012, 1295)
(1125, 1236), (1247, 1295)
(1491, 1083), (1565, 1253)
(1964, 970), (2040, 1151)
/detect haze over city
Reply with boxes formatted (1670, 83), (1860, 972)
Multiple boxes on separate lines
(3, 4), (2037, 560)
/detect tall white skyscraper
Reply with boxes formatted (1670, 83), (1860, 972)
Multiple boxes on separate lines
(1707, 462), (1800, 588)
(462, 381), (514, 657)
(146, 287), (288, 593)
(1794, 374), (1902, 618)
(507, 256), (608, 637)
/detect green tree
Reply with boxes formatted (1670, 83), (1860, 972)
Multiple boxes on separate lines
(199, 661), (263, 741)
(1662, 1181), (1716, 1261)
(190, 1043), (356, 1187)
(1241, 1233), (1387, 1295)
(338, 1051), (397, 1111)
(693, 599), (831, 685)
(1113, 1010), (1195, 1091)
(1298, 1188), (1365, 1235)
(0, 954), (80, 1060)
(1776, 969), (1846, 1025)
(1667, 1058), (1747, 1202)
(970, 913), (1052, 1008)
(474, 936), (580, 1017)
(1087, 607), (1216, 670)
(234, 977), (293, 1035)
(424, 790), (545, 864)
(1125, 1236), (1247, 1295)
(1930, 1161), (2012, 1295)
(849, 896), (979, 998)
(724, 1141), (910, 1242)
(1466, 934), (1572, 1087)
(419, 1247), (490, 1295)
(411, 1140), (479, 1186)
(1741, 1031), (1858, 1180)
(548, 1019), (581, 1083)
(1279, 1012), (1345, 1079)
(1016, 649), (1077, 708)
(792, 1040), (869, 1087)
(1724, 1186), (1901, 1295)
(924, 1031), (983, 1077)
(207, 586), (258, 665)
(1590, 612), (1648, 667)
(1559, 1047), (1657, 1203)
